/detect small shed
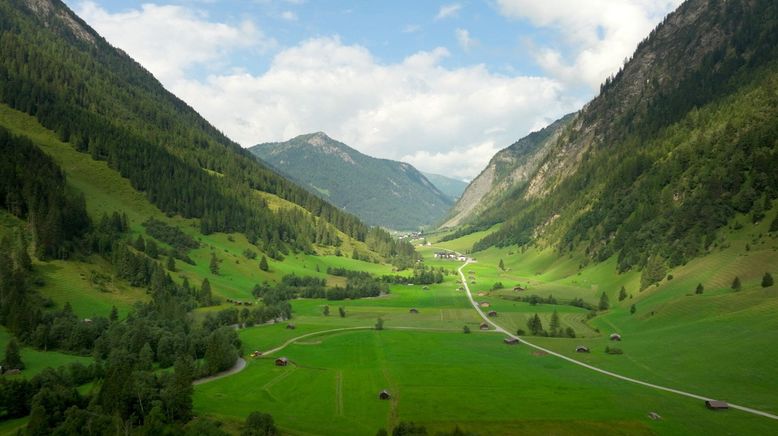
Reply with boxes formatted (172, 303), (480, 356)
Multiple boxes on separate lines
(479, 322), (489, 330)
(409, 308), (419, 314)
(286, 323), (296, 330)
(705, 400), (729, 410)
(513, 286), (525, 292)
(487, 310), (497, 317)
(576, 345), (590, 353)
(378, 389), (391, 400)
(422, 286), (429, 290)
(648, 412), (662, 420)
(82, 318), (93, 324)
(479, 302), (491, 308)
(477, 292), (486, 297)
(275, 357), (289, 366)
(504, 337), (519, 345)
(250, 350), (262, 358)
(610, 333), (622, 341)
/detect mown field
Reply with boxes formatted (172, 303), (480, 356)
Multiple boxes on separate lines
(192, 221), (778, 434)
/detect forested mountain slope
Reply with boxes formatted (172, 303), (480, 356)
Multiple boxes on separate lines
(461, 0), (778, 274)
(0, 0), (385, 254)
(251, 132), (452, 230)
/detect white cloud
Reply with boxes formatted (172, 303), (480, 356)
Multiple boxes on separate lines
(403, 24), (421, 33)
(455, 28), (476, 52)
(280, 10), (297, 21)
(74, 2), (580, 179)
(173, 37), (576, 179)
(495, 0), (683, 89)
(435, 3), (462, 20)
(75, 1), (274, 83)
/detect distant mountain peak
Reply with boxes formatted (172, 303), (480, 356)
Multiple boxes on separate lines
(250, 135), (452, 229)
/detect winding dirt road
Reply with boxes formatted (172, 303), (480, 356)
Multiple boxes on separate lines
(455, 258), (778, 421)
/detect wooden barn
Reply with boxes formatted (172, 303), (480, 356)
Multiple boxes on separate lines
(575, 345), (590, 353)
(409, 308), (419, 314)
(286, 323), (296, 330)
(378, 390), (391, 400)
(504, 337), (519, 345)
(275, 357), (289, 366)
(705, 400), (729, 410)
(479, 302), (491, 308)
(479, 322), (489, 330)
(513, 286), (525, 292)
(487, 310), (497, 317)
(610, 333), (622, 341)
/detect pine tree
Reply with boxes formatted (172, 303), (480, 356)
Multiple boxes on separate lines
(695, 283), (704, 294)
(323, 305), (330, 316)
(630, 304), (636, 315)
(618, 286), (627, 301)
(209, 253), (219, 275)
(463, 325), (471, 334)
(498, 259), (505, 270)
(375, 318), (384, 330)
(200, 278), (213, 306)
(731, 276), (742, 291)
(259, 255), (269, 272)
(2, 339), (24, 371)
(338, 307), (346, 318)
(109, 305), (119, 323)
(598, 292), (610, 310)
(146, 239), (159, 259)
(550, 310), (560, 336)
(166, 255), (176, 272)
(134, 234), (146, 252)
(762, 272), (774, 288)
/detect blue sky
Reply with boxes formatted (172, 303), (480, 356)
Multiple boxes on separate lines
(65, 0), (682, 179)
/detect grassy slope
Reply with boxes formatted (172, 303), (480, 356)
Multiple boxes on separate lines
(0, 103), (394, 315)
(194, 228), (778, 434)
(448, 207), (778, 416)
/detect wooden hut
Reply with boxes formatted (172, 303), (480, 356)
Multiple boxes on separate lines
(286, 323), (296, 330)
(487, 310), (497, 317)
(610, 333), (622, 341)
(275, 357), (289, 366)
(378, 390), (391, 400)
(504, 337), (519, 345)
(409, 308), (419, 314)
(513, 286), (525, 292)
(479, 302), (491, 308)
(575, 345), (590, 353)
(479, 322), (489, 330)
(705, 400), (729, 410)
(250, 350), (262, 358)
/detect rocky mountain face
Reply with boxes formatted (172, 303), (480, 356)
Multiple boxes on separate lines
(455, 0), (778, 272)
(251, 133), (453, 230)
(442, 113), (575, 228)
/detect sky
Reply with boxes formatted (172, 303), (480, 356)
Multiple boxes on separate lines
(64, 0), (683, 180)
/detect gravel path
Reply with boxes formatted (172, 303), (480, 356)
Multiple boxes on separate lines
(193, 357), (247, 385)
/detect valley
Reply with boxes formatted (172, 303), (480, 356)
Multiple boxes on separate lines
(0, 0), (776, 435)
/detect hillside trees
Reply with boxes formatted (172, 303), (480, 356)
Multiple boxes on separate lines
(2, 339), (24, 371)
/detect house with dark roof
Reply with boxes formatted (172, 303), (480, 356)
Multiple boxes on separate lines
(576, 345), (590, 353)
(379, 390), (391, 400)
(504, 337), (519, 345)
(275, 357), (289, 366)
(705, 400), (729, 410)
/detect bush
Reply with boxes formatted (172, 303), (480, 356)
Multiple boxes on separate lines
(762, 272), (774, 288)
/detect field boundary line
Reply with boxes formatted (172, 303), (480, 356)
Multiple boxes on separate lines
(455, 257), (778, 421)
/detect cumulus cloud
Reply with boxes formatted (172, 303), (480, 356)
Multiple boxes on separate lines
(172, 37), (575, 178)
(495, 0), (683, 89)
(455, 28), (476, 52)
(74, 2), (579, 179)
(435, 3), (462, 21)
(280, 11), (298, 21)
(75, 1), (274, 83)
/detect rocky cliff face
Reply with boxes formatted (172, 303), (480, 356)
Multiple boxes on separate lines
(442, 113), (574, 228)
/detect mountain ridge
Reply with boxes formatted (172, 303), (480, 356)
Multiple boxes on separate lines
(251, 132), (453, 230)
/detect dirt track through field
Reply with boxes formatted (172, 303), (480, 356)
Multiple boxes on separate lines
(454, 257), (778, 421)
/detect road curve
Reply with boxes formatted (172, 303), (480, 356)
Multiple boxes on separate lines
(456, 259), (778, 421)
(194, 357), (247, 385)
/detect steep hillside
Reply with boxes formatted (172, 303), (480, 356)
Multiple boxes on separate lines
(251, 133), (453, 229)
(421, 172), (468, 201)
(442, 113), (575, 228)
(463, 0), (778, 275)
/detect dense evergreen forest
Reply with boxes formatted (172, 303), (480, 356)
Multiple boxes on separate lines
(470, 0), (778, 273)
(0, 0), (420, 258)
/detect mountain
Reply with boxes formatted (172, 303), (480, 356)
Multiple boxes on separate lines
(456, 0), (778, 273)
(251, 133), (453, 229)
(441, 113), (575, 228)
(421, 172), (469, 201)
